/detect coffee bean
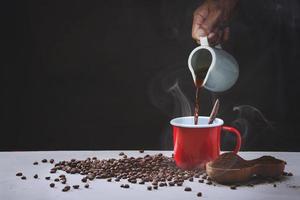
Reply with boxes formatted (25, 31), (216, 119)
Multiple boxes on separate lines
(120, 184), (124, 188)
(273, 184), (277, 187)
(59, 175), (66, 179)
(123, 184), (129, 188)
(139, 181), (145, 184)
(198, 179), (204, 183)
(73, 185), (80, 189)
(139, 149), (144, 153)
(230, 186), (237, 190)
(159, 182), (165, 187)
(115, 178), (120, 182)
(107, 178), (112, 182)
(50, 183), (55, 188)
(119, 152), (125, 156)
(92, 157), (97, 160)
(45, 176), (51, 180)
(147, 186), (152, 190)
(153, 185), (158, 190)
(33, 162), (38, 165)
(168, 182), (175, 186)
(50, 169), (57, 174)
(54, 178), (59, 182)
(197, 192), (202, 197)
(84, 184), (89, 188)
(34, 174), (38, 179)
(152, 182), (158, 186)
(184, 187), (192, 191)
(177, 182), (183, 186)
(81, 178), (87, 183)
(21, 176), (26, 180)
(206, 181), (212, 185)
(62, 186), (71, 192)
(61, 179), (66, 184)
(42, 159), (47, 163)
(189, 177), (194, 182)
(49, 159), (55, 164)
(16, 172), (22, 176)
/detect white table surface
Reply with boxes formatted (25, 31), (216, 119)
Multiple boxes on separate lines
(0, 151), (299, 200)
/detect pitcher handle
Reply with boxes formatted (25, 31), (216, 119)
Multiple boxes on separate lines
(200, 36), (222, 49)
(199, 36), (209, 46)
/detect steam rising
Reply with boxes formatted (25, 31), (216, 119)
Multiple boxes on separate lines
(168, 81), (191, 117)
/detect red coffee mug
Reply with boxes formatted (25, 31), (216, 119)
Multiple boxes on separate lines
(170, 116), (241, 170)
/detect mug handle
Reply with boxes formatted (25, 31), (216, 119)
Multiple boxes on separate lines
(222, 126), (241, 154)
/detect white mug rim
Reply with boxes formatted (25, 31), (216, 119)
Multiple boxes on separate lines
(170, 116), (224, 128)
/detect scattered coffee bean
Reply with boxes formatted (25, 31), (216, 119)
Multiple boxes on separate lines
(153, 185), (158, 190)
(177, 182), (183, 186)
(92, 157), (97, 160)
(61, 179), (66, 184)
(120, 184), (124, 188)
(33, 162), (38, 165)
(139, 181), (145, 184)
(184, 187), (192, 192)
(54, 178), (59, 182)
(123, 184), (129, 188)
(34, 174), (38, 179)
(152, 181), (158, 186)
(45, 176), (51, 180)
(119, 152), (125, 156)
(50, 183), (55, 188)
(81, 178), (87, 183)
(159, 182), (165, 187)
(206, 181), (212, 185)
(168, 182), (175, 186)
(115, 178), (120, 182)
(287, 172), (293, 176)
(42, 159), (47, 163)
(84, 184), (89, 188)
(21, 176), (26, 180)
(62, 186), (71, 192)
(59, 175), (66, 179)
(273, 184), (277, 187)
(230, 186), (237, 190)
(189, 177), (194, 182)
(107, 178), (112, 182)
(139, 149), (144, 153)
(49, 159), (55, 164)
(198, 179), (204, 183)
(147, 186), (152, 190)
(16, 172), (22, 176)
(197, 192), (202, 197)
(73, 185), (79, 189)
(50, 169), (57, 174)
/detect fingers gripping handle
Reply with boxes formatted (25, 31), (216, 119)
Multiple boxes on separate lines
(222, 126), (241, 154)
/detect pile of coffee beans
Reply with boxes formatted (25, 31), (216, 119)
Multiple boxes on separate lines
(16, 152), (293, 197)
(52, 153), (205, 190)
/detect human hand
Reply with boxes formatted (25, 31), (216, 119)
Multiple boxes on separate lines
(192, 0), (238, 45)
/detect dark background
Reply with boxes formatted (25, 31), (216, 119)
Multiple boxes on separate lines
(2, 0), (300, 151)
